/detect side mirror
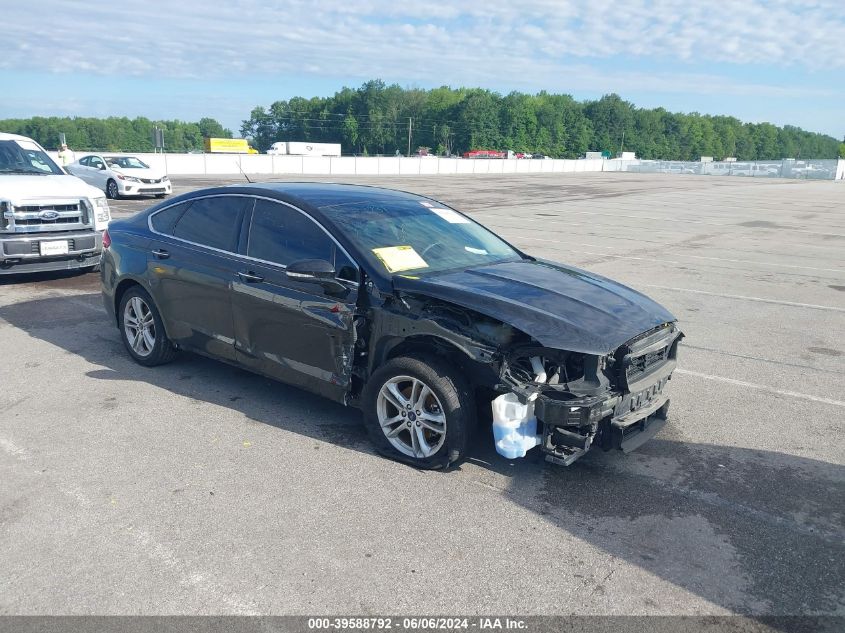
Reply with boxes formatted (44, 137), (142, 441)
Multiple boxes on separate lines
(286, 259), (347, 294)
(99, 164), (106, 170)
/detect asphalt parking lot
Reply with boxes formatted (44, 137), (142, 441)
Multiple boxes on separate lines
(1, 172), (843, 616)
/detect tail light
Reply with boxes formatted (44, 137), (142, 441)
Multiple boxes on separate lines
(102, 229), (111, 249)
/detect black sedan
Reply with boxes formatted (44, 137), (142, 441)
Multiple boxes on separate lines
(101, 183), (682, 469)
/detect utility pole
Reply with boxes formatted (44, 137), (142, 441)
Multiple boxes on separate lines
(407, 117), (413, 157)
(619, 130), (625, 157)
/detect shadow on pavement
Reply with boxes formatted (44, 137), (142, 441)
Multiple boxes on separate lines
(1, 290), (843, 620)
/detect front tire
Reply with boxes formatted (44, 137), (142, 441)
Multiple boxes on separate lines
(118, 286), (176, 366)
(106, 179), (120, 199)
(362, 355), (474, 469)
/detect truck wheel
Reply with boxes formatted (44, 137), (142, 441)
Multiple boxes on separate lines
(362, 355), (474, 469)
(107, 179), (120, 199)
(118, 286), (176, 366)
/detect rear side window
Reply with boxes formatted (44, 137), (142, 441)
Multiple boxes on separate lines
(248, 200), (335, 266)
(150, 202), (190, 235)
(172, 196), (251, 252)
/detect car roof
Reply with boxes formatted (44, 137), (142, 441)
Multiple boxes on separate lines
(236, 182), (433, 210)
(0, 132), (39, 142)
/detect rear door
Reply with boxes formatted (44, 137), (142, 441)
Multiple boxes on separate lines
(230, 197), (360, 401)
(147, 195), (253, 361)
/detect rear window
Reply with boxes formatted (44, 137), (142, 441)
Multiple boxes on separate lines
(150, 202), (190, 235)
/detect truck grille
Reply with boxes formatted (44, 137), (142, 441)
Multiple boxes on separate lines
(7, 202), (88, 231)
(14, 203), (80, 213)
(15, 216), (80, 226)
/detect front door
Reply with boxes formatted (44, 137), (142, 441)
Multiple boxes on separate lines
(230, 198), (359, 402)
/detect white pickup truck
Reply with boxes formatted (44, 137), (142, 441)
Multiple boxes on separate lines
(0, 133), (110, 275)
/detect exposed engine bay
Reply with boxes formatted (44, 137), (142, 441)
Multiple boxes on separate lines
(358, 287), (683, 466)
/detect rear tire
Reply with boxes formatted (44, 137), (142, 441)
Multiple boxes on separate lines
(118, 286), (176, 366)
(362, 355), (474, 469)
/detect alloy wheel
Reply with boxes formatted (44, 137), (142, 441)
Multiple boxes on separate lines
(123, 296), (156, 357)
(376, 375), (447, 458)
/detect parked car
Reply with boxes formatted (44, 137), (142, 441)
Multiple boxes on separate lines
(67, 154), (171, 199)
(101, 184), (682, 469)
(0, 132), (110, 275)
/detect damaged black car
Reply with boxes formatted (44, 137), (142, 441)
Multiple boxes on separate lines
(100, 183), (683, 469)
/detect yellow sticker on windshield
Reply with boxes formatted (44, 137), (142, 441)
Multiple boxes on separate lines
(372, 245), (429, 273)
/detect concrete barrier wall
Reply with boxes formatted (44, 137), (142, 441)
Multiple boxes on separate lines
(47, 151), (843, 180)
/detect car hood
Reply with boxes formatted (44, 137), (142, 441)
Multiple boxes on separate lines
(112, 167), (165, 179)
(392, 259), (676, 355)
(0, 174), (104, 205)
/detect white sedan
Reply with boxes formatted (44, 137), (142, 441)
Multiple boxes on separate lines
(67, 154), (172, 199)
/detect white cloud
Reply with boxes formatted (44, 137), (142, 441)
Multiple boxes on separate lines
(4, 0), (844, 98)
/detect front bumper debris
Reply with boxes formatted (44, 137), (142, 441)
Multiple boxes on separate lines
(539, 386), (671, 466)
(535, 325), (682, 466)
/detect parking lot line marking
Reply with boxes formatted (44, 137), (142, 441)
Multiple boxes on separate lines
(641, 285), (845, 312)
(675, 369), (845, 408)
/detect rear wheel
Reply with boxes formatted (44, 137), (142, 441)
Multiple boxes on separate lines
(362, 355), (474, 469)
(118, 286), (176, 366)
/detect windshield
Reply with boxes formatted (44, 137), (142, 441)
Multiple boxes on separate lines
(319, 197), (522, 275)
(0, 140), (64, 175)
(105, 156), (149, 169)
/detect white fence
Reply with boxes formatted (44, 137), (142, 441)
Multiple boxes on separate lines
(607, 158), (843, 181)
(49, 153), (605, 176)
(49, 151), (845, 180)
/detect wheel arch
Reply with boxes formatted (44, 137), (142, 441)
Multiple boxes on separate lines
(372, 334), (498, 391)
(112, 277), (172, 340)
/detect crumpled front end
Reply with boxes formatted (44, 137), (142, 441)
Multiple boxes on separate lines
(499, 322), (683, 466)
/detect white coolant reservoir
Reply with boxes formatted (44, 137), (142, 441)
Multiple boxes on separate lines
(491, 393), (542, 459)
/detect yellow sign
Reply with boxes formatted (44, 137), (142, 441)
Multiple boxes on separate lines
(204, 138), (251, 154)
(372, 246), (429, 273)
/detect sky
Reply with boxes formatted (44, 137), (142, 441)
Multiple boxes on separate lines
(4, 0), (844, 140)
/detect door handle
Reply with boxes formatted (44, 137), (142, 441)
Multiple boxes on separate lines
(151, 249), (170, 259)
(237, 271), (264, 283)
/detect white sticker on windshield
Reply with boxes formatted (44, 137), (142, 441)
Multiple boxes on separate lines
(431, 207), (470, 224)
(465, 246), (488, 255)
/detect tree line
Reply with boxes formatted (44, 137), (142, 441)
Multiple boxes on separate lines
(0, 116), (232, 152)
(241, 81), (842, 160)
(1, 81), (842, 160)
